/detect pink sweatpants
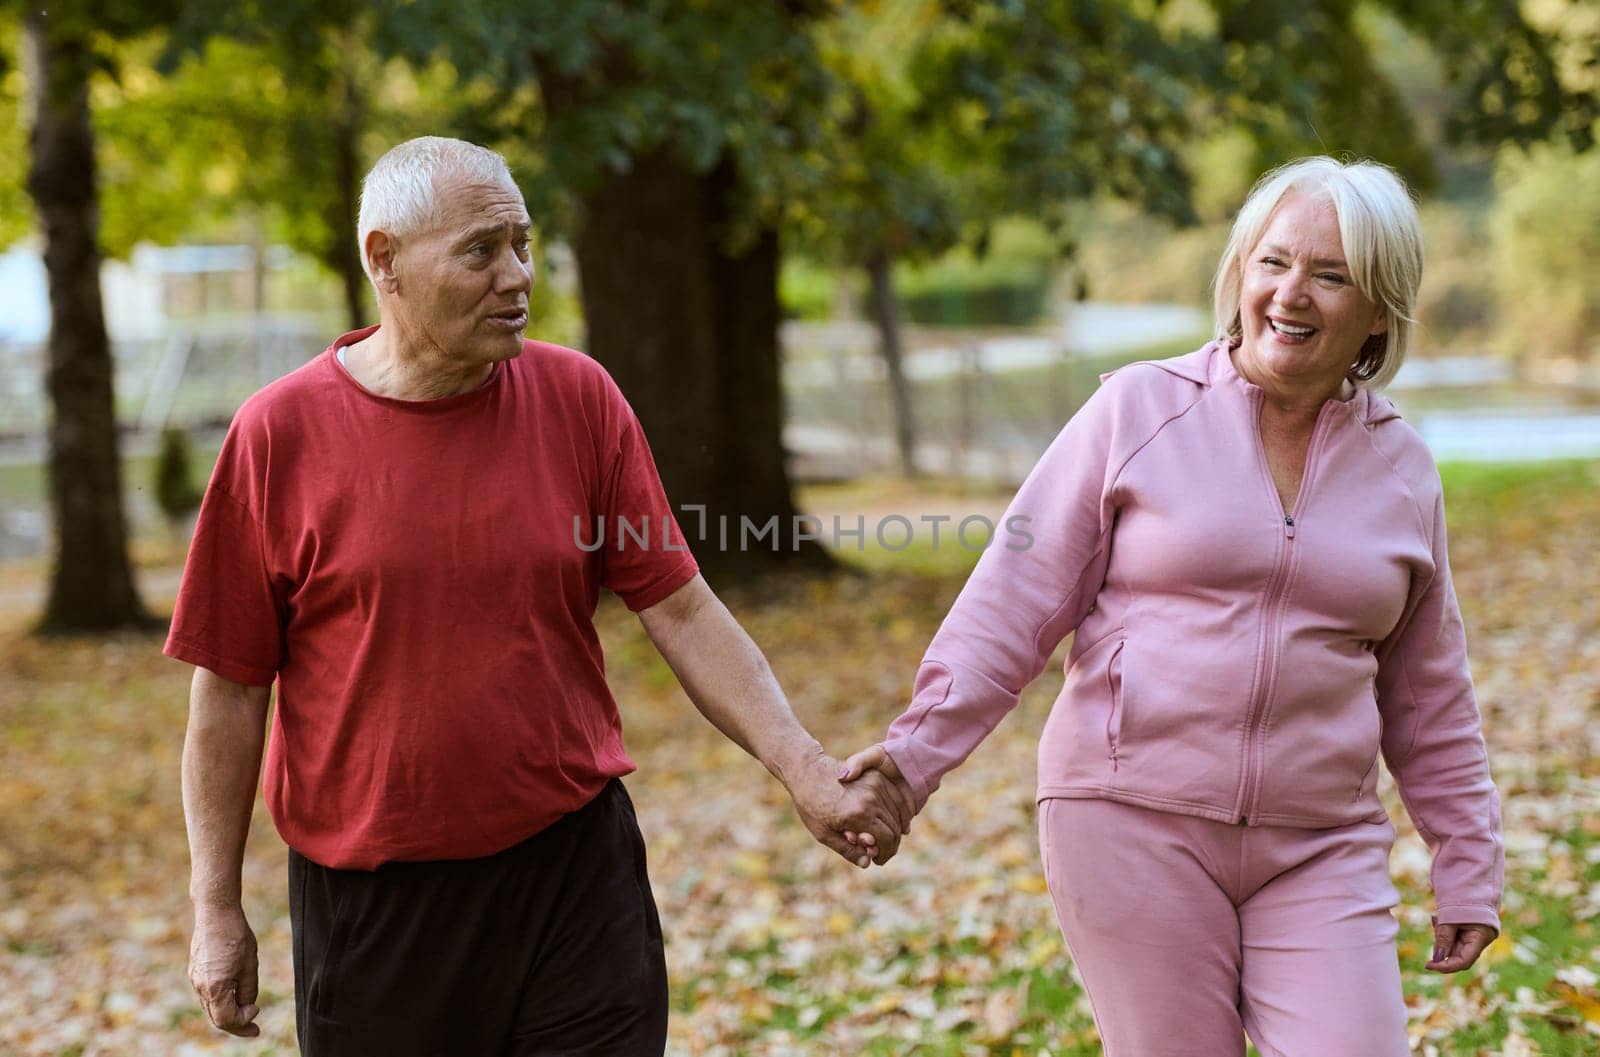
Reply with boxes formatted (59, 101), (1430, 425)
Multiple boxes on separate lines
(1038, 798), (1411, 1057)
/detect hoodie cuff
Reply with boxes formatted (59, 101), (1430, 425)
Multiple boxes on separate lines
(1432, 905), (1501, 934)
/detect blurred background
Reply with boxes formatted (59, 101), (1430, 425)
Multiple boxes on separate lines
(1, 1), (1597, 1055)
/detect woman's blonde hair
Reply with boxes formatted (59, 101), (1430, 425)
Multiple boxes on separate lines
(1211, 156), (1423, 390)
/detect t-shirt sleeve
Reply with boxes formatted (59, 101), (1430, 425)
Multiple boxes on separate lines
(596, 400), (700, 612)
(163, 437), (286, 686)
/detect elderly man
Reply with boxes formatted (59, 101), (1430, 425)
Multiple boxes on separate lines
(167, 136), (910, 1056)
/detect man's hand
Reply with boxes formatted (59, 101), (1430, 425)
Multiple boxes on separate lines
(637, 578), (918, 868)
(783, 748), (912, 868)
(1426, 922), (1497, 973)
(838, 744), (919, 857)
(189, 903), (261, 1037)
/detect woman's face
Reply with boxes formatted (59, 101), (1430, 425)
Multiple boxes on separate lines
(1235, 191), (1386, 402)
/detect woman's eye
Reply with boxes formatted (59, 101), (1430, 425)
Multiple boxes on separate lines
(1260, 257), (1285, 268)
(1318, 273), (1345, 284)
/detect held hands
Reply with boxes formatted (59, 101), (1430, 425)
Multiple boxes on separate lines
(1427, 922), (1497, 973)
(784, 748), (915, 868)
(838, 744), (919, 866)
(188, 903), (261, 1037)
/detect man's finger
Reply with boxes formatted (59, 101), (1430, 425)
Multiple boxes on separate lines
(845, 754), (917, 833)
(238, 956), (260, 1009)
(858, 816), (900, 860)
(199, 982), (261, 1038)
(853, 770), (916, 835)
(811, 823), (872, 868)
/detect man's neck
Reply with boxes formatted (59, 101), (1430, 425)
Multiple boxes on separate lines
(343, 324), (494, 401)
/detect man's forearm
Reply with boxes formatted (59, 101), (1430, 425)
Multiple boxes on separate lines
(638, 576), (820, 782)
(182, 669), (271, 909)
(640, 575), (913, 862)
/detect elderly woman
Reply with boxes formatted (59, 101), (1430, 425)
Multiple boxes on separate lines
(841, 156), (1502, 1056)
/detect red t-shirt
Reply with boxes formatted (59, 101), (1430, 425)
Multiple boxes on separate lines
(164, 328), (699, 869)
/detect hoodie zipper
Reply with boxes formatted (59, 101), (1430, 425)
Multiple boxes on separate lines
(1235, 396), (1335, 825)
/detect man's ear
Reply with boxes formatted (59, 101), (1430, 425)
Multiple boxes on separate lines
(365, 230), (401, 293)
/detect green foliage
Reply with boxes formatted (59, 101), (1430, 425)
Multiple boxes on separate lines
(1414, 200), (1497, 349)
(895, 228), (1055, 326)
(0, 14), (31, 250)
(1071, 202), (1224, 306)
(778, 258), (838, 322)
(1491, 141), (1600, 360)
(152, 427), (202, 523)
(368, 0), (834, 249)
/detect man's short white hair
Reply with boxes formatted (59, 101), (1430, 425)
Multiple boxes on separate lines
(1211, 155), (1424, 390)
(357, 136), (516, 285)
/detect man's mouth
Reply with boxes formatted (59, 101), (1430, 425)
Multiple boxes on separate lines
(487, 308), (529, 330)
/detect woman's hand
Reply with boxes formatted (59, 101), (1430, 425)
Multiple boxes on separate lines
(1426, 923), (1497, 973)
(838, 745), (919, 859)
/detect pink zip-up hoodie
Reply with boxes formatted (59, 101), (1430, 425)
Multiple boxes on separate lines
(881, 340), (1503, 931)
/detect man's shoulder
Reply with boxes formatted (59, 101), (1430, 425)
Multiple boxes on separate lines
(230, 349), (339, 434)
(512, 340), (633, 413)
(516, 339), (615, 386)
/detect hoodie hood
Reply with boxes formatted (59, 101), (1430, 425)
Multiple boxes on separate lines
(1104, 339), (1404, 427)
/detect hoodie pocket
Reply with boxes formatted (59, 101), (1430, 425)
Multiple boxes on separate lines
(1355, 754), (1381, 802)
(1105, 640), (1126, 768)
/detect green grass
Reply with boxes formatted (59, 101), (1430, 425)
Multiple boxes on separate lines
(1438, 459), (1600, 509)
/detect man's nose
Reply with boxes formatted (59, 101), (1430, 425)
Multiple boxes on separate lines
(495, 249), (534, 293)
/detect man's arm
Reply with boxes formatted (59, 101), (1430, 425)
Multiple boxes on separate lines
(182, 666), (271, 1038)
(638, 575), (915, 867)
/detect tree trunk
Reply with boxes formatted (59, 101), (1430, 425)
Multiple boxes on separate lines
(24, 8), (153, 632)
(569, 150), (831, 579)
(330, 39), (367, 332)
(865, 246), (919, 478)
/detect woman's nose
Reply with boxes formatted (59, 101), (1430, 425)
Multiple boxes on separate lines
(1274, 270), (1312, 307)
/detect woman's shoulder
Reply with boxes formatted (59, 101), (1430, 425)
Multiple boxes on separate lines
(1358, 392), (1443, 493)
(1081, 342), (1217, 425)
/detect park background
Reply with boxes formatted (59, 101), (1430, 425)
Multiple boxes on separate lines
(1, 0), (1598, 1054)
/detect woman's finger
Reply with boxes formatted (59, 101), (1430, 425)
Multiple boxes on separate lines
(838, 745), (890, 782)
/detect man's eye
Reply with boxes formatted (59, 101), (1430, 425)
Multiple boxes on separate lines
(513, 239), (531, 255)
(470, 244), (492, 258)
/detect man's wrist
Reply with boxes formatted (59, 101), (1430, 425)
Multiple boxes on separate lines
(768, 738), (826, 792)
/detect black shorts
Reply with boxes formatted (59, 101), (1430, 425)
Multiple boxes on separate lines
(289, 779), (667, 1057)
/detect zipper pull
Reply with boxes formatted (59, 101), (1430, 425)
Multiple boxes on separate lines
(1284, 515), (1296, 539)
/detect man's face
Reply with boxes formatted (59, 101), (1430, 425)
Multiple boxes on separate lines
(389, 173), (534, 366)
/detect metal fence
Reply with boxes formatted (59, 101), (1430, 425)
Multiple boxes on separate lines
(779, 309), (1213, 483)
(0, 315), (334, 444)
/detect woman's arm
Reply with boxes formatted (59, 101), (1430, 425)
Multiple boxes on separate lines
(865, 372), (1166, 809)
(1377, 484), (1504, 961)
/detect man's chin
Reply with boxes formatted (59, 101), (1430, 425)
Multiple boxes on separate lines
(484, 334), (528, 361)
